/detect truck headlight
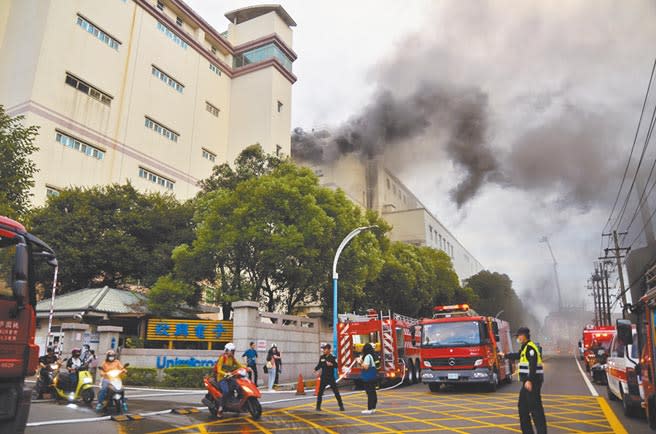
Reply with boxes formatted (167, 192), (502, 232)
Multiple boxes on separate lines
(474, 359), (484, 367)
(424, 360), (432, 368)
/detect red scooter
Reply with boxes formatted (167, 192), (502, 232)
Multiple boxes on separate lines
(203, 368), (262, 420)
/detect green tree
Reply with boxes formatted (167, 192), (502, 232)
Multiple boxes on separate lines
(29, 183), (194, 294)
(0, 105), (39, 218)
(464, 270), (525, 327)
(147, 274), (195, 317)
(174, 149), (388, 314)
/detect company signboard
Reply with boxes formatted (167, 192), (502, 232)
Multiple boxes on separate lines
(147, 319), (233, 342)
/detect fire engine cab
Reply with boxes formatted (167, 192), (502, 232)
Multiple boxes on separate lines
(337, 309), (421, 384)
(417, 304), (515, 392)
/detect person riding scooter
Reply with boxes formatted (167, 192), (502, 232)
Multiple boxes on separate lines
(36, 347), (59, 398)
(66, 348), (84, 391)
(214, 343), (250, 417)
(96, 350), (128, 412)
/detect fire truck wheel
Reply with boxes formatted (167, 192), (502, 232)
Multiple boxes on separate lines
(486, 371), (498, 393)
(414, 359), (421, 383)
(428, 383), (440, 392)
(403, 360), (412, 385)
(648, 395), (656, 430)
(607, 385), (618, 401)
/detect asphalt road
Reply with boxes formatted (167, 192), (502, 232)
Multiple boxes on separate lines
(25, 356), (645, 433)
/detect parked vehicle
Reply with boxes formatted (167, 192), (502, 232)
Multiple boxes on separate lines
(51, 360), (94, 405)
(606, 323), (644, 417)
(590, 347), (609, 384)
(337, 309), (420, 385)
(416, 304), (515, 392)
(97, 363), (129, 414)
(203, 367), (262, 420)
(0, 216), (57, 433)
(580, 325), (615, 372)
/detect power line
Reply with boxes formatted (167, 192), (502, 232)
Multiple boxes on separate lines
(603, 57), (656, 234)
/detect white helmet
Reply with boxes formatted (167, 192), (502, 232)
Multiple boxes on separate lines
(225, 342), (236, 352)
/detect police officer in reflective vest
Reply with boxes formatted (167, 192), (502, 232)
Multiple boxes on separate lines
(503, 327), (547, 434)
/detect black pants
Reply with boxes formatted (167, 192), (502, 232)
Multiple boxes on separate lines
(364, 381), (377, 410)
(518, 380), (547, 434)
(248, 364), (258, 386)
(274, 364), (280, 385)
(316, 376), (343, 410)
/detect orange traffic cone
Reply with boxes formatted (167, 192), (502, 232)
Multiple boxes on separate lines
(296, 374), (306, 395)
(314, 376), (321, 396)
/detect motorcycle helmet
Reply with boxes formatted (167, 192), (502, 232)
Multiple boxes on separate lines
(225, 342), (236, 352)
(106, 349), (117, 361)
(46, 347), (55, 354)
(72, 348), (81, 358)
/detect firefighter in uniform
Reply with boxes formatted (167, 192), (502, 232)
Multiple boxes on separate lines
(503, 327), (547, 434)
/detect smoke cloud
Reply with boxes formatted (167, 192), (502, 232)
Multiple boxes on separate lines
(292, 0), (656, 211)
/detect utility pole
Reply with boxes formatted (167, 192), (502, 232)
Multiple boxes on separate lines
(603, 263), (612, 325)
(540, 236), (563, 311)
(601, 231), (630, 319)
(587, 279), (598, 326)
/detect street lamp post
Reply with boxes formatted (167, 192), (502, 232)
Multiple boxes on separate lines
(332, 226), (377, 352)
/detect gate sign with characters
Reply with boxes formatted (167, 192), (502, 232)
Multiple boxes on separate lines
(147, 319), (233, 343)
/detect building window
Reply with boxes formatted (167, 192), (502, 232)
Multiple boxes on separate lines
(276, 144), (282, 156)
(211, 46), (217, 55)
(277, 101), (283, 113)
(156, 21), (188, 49)
(386, 178), (390, 190)
(439, 235), (442, 249)
(151, 65), (184, 93)
(138, 167), (174, 190)
(202, 148), (216, 162)
(144, 117), (179, 142)
(205, 102), (220, 117)
(429, 225), (433, 241)
(233, 43), (293, 72)
(156, 1), (164, 11)
(209, 63), (222, 76)
(65, 73), (113, 105)
(76, 15), (120, 50)
(56, 130), (105, 160)
(46, 186), (61, 198)
(176, 16), (183, 27)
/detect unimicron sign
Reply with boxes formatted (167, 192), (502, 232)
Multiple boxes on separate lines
(156, 355), (216, 369)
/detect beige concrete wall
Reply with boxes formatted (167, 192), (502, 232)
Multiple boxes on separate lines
(227, 11), (292, 47)
(1, 0), (295, 205)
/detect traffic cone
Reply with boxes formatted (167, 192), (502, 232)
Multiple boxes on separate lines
(314, 376), (321, 396)
(296, 374), (306, 395)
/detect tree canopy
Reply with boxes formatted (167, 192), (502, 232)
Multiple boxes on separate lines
(0, 105), (39, 219)
(29, 183), (194, 294)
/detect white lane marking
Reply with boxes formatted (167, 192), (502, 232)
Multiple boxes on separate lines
(574, 356), (598, 397)
(26, 415), (111, 427)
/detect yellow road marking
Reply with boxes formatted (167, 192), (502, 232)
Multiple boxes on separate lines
(281, 409), (339, 434)
(597, 397), (628, 434)
(246, 417), (273, 434)
(322, 407), (398, 433)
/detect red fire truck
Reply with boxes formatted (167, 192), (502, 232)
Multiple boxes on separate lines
(579, 325), (615, 372)
(636, 287), (656, 429)
(337, 309), (421, 384)
(416, 304), (515, 392)
(0, 216), (57, 433)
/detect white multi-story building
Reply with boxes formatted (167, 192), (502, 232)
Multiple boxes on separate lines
(0, 1), (296, 204)
(305, 154), (484, 281)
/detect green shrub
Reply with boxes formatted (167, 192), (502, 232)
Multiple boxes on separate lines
(161, 367), (212, 388)
(124, 367), (159, 386)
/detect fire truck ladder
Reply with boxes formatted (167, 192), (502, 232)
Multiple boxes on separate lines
(380, 311), (396, 373)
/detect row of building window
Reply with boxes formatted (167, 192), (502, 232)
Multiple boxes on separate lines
(209, 63), (222, 76)
(386, 177), (408, 204)
(429, 225), (454, 258)
(233, 43), (293, 72)
(205, 102), (220, 117)
(65, 73), (113, 105)
(151, 65), (184, 93)
(56, 131), (105, 160)
(139, 167), (175, 190)
(145, 117), (179, 142)
(76, 15), (120, 50)
(156, 21), (188, 49)
(202, 148), (216, 162)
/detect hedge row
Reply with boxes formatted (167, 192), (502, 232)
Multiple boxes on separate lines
(123, 367), (213, 388)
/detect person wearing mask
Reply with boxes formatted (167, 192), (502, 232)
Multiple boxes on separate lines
(215, 342), (247, 416)
(96, 350), (127, 412)
(357, 343), (378, 415)
(501, 327), (547, 434)
(66, 348), (83, 391)
(314, 344), (344, 411)
(266, 344), (282, 390)
(242, 341), (258, 386)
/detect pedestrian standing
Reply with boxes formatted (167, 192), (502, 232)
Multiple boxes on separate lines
(242, 341), (258, 386)
(314, 344), (344, 411)
(502, 327), (547, 434)
(357, 343), (378, 414)
(266, 344), (279, 391)
(268, 344), (282, 386)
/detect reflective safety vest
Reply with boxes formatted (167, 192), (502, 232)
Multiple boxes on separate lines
(518, 341), (543, 381)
